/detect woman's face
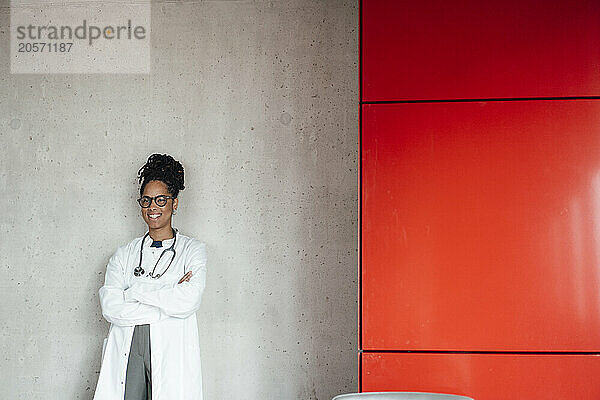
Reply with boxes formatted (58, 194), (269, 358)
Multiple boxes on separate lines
(140, 180), (178, 230)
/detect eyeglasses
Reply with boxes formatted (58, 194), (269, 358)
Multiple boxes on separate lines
(137, 195), (175, 208)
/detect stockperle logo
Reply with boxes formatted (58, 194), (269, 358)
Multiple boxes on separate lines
(10, 0), (151, 74)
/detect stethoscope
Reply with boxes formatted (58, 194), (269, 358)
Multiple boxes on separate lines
(133, 227), (178, 279)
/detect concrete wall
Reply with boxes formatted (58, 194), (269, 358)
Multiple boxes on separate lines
(0, 1), (358, 399)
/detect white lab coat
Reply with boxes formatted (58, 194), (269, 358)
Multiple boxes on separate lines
(93, 228), (207, 400)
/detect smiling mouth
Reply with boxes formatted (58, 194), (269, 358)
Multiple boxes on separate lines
(148, 213), (161, 220)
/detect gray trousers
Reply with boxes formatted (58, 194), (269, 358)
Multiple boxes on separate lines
(124, 324), (152, 400)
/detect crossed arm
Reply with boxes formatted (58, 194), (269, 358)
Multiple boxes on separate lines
(98, 240), (207, 326)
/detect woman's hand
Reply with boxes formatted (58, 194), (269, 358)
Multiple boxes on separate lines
(178, 271), (193, 284)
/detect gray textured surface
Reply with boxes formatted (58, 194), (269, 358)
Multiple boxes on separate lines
(0, 1), (358, 399)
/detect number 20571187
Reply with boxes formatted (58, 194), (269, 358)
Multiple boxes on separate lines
(17, 42), (73, 52)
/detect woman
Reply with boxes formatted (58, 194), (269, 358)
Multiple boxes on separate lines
(93, 153), (207, 400)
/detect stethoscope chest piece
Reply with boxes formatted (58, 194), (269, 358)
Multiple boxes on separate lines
(134, 266), (145, 277)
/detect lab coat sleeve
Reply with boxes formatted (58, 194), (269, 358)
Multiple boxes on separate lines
(98, 245), (167, 326)
(128, 240), (207, 319)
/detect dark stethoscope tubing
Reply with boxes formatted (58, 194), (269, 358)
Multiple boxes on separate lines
(136, 227), (178, 279)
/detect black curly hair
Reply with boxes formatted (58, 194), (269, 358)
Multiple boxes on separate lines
(137, 153), (185, 198)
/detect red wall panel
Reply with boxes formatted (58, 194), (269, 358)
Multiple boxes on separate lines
(362, 0), (600, 101)
(362, 101), (600, 351)
(362, 352), (600, 400)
